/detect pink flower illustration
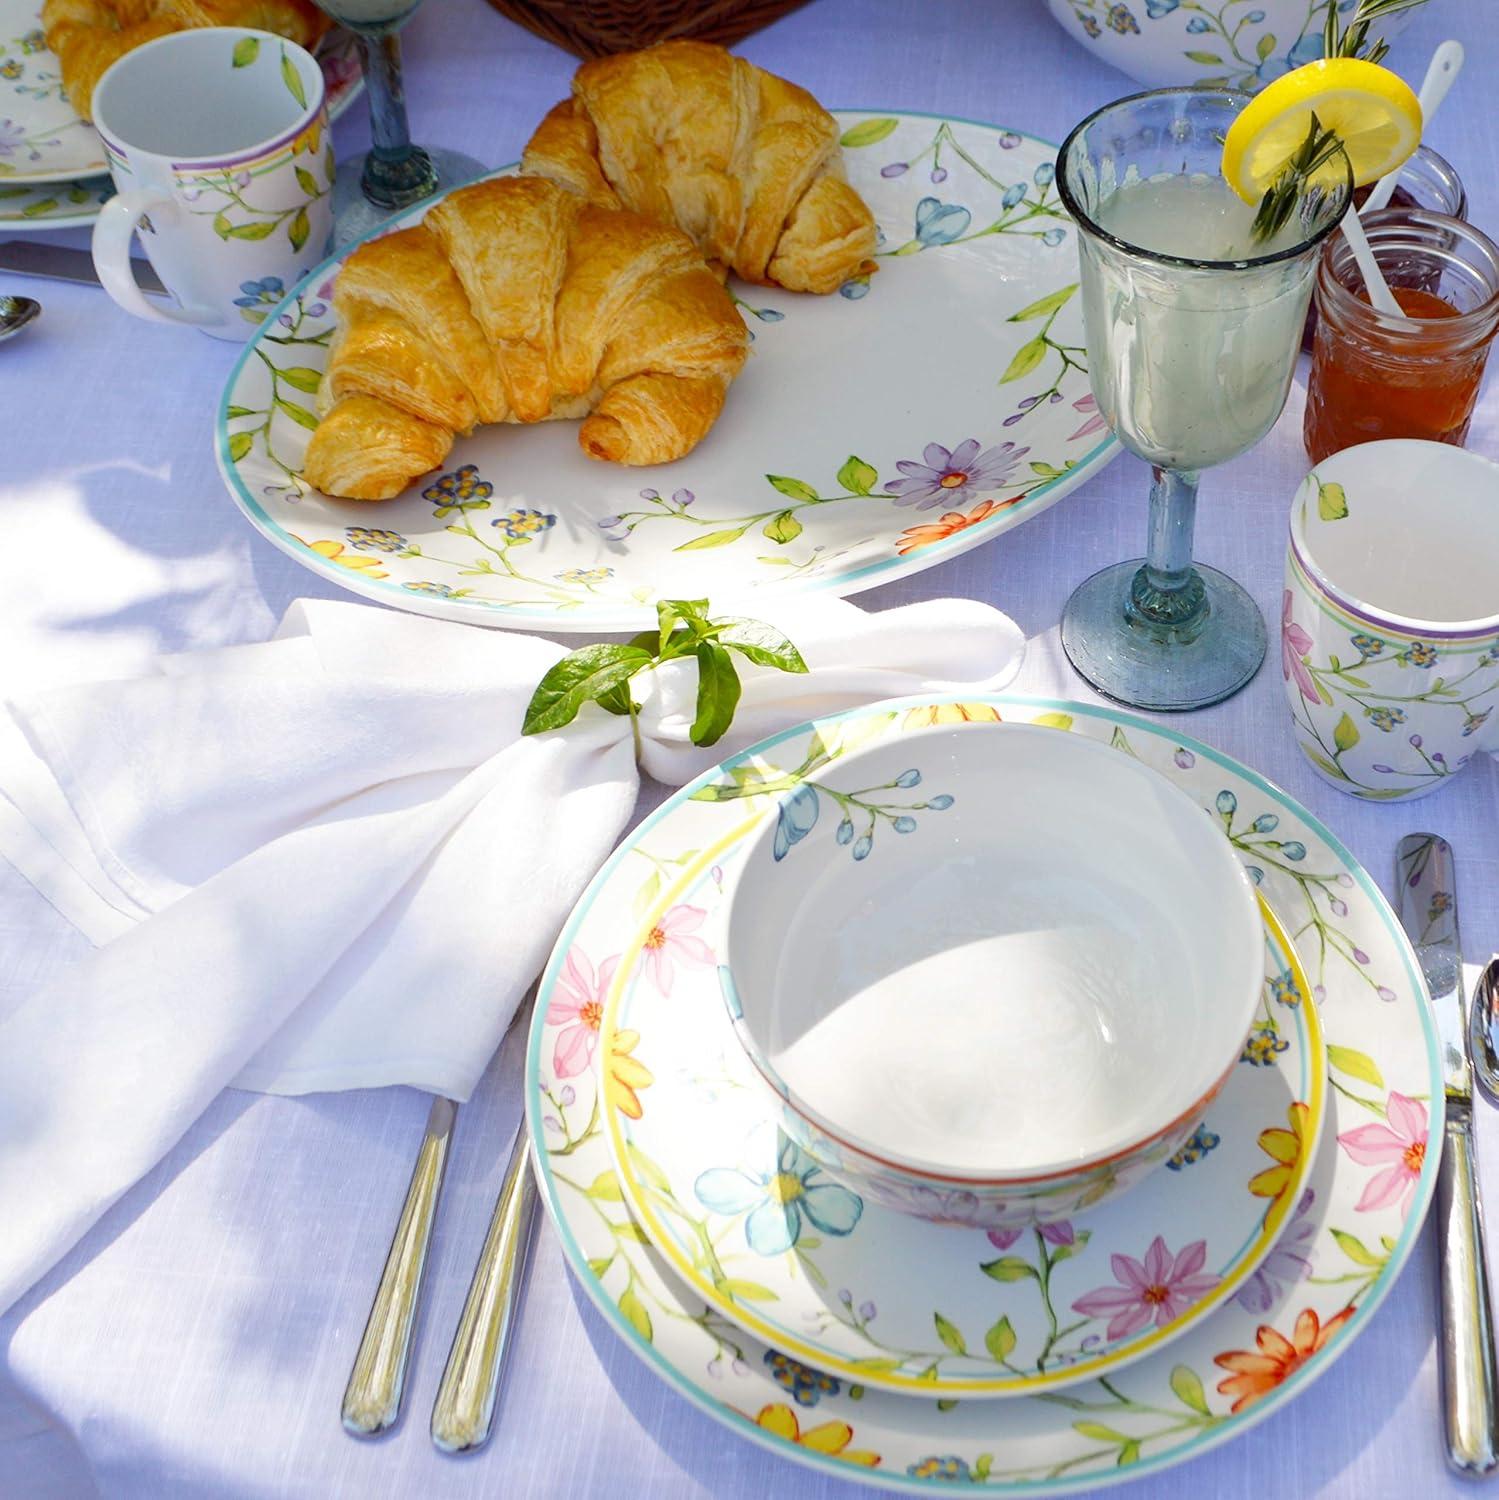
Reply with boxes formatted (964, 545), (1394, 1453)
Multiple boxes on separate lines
(987, 1220), (1076, 1252)
(1282, 590), (1320, 705)
(640, 904), (713, 996)
(545, 947), (619, 1079)
(1072, 1236), (1221, 1340)
(1337, 1091), (1428, 1216)
(1068, 393), (1110, 442)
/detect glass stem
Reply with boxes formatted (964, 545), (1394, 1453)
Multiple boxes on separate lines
(1127, 466), (1208, 634)
(356, 31), (437, 210)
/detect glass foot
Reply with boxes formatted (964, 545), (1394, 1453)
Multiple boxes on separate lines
(332, 147), (488, 246)
(1060, 560), (1268, 712)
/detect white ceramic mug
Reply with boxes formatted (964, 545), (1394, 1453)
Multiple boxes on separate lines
(90, 28), (333, 342)
(1283, 440), (1499, 801)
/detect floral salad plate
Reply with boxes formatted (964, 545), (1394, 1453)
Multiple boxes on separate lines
(216, 112), (1120, 631)
(527, 697), (1441, 1492)
(599, 822), (1326, 1399)
(0, 3), (362, 189)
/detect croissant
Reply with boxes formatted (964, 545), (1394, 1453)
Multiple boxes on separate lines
(43, 0), (330, 121)
(522, 40), (877, 296)
(302, 176), (750, 502)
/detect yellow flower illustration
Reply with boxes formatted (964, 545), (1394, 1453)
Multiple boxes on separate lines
(295, 536), (389, 579)
(901, 702), (1002, 729)
(1249, 1101), (1311, 1213)
(605, 1028), (653, 1121)
(753, 1403), (880, 1467)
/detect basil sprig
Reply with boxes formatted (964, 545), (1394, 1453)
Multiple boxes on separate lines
(522, 599), (808, 750)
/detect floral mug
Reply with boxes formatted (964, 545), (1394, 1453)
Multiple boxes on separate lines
(1282, 440), (1499, 800)
(90, 28), (333, 341)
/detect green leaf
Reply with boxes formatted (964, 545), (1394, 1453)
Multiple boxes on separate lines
(586, 1255), (614, 1277)
(1331, 1228), (1386, 1268)
(225, 404), (256, 419)
(1118, 1441), (1142, 1467)
(587, 1170), (624, 1201)
(999, 334), (1048, 384)
(226, 220), (277, 240)
(523, 643), (654, 735)
(1008, 283), (1077, 323)
(1184, 49), (1224, 63)
(719, 1278), (780, 1302)
(1301, 746), (1350, 780)
(1029, 460), (1064, 478)
(631, 868), (662, 919)
(1317, 479), (1349, 520)
(20, 197), (58, 217)
(274, 397), (319, 431)
(673, 525), (750, 551)
(984, 1315), (1017, 1362)
(1327, 1044), (1385, 1089)
(278, 365), (322, 393)
(625, 1142), (671, 1195)
(288, 204), (310, 252)
(690, 641), (741, 748)
(227, 431), (253, 463)
(324, 144), (336, 181)
(294, 165), (318, 198)
(837, 454), (879, 494)
(1073, 1421), (1129, 1444)
(1333, 712), (1360, 752)
(974, 1454), (993, 1481)
(936, 1397), (957, 1411)
(715, 617), (809, 675)
(980, 1255), (1038, 1283)
(1031, 711), (1073, 730)
(614, 1219), (651, 1243)
(763, 510), (803, 544)
(281, 46), (308, 109)
(850, 1356), (905, 1374)
(766, 473), (819, 503)
(212, 211), (232, 239)
(1110, 725), (1139, 757)
(618, 1286), (652, 1342)
(840, 116), (900, 148)
(1170, 1365), (1211, 1416)
(934, 1312), (967, 1356)
(232, 36), (260, 67)
(1257, 31), (1278, 61)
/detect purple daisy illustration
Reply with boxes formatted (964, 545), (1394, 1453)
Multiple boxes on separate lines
(884, 439), (1030, 510)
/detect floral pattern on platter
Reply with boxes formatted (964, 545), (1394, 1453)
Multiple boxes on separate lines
(0, 170), (109, 225)
(217, 113), (1120, 631)
(527, 695), (1440, 1489)
(589, 741), (1326, 1399)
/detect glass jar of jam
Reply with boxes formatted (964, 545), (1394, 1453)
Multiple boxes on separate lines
(1304, 208), (1499, 463)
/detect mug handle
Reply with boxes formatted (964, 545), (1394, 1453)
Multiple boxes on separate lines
(91, 189), (218, 327)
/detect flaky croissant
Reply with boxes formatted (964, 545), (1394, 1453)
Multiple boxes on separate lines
(522, 40), (877, 296)
(302, 176), (750, 502)
(43, 0), (329, 120)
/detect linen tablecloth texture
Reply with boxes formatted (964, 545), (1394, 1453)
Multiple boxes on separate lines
(0, 0), (1495, 1496)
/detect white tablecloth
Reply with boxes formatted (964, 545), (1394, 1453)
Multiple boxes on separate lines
(1, 1), (1495, 1495)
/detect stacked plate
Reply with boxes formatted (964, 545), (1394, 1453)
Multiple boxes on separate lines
(525, 697), (1442, 1493)
(0, 2), (361, 230)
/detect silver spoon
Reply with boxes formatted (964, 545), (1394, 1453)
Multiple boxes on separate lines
(0, 294), (39, 343)
(1470, 957), (1499, 1109)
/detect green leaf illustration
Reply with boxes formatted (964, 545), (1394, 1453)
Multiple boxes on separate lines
(980, 1255), (1038, 1283)
(850, 1356), (905, 1374)
(1257, 31), (1278, 61)
(625, 1142), (671, 1195)
(1032, 711), (1073, 730)
(837, 454), (879, 495)
(524, 643), (653, 734)
(1073, 1421), (1129, 1444)
(281, 47), (307, 109)
(716, 617), (809, 673)
(1333, 712), (1360, 752)
(1301, 746), (1348, 780)
(615, 1220), (651, 1243)
(226, 220), (277, 240)
(999, 334), (1048, 384)
(278, 365), (322, 393)
(1170, 1364), (1211, 1416)
(232, 36), (260, 67)
(288, 206), (310, 251)
(618, 1286), (652, 1342)
(324, 145), (336, 181)
(984, 1315), (1017, 1362)
(1317, 479), (1349, 520)
(586, 1255), (614, 1277)
(587, 1170), (624, 1201)
(1008, 283), (1077, 323)
(974, 1455), (994, 1481)
(1327, 1044), (1385, 1088)
(766, 473), (820, 502)
(227, 431), (253, 463)
(224, 404), (257, 419)
(1118, 1441), (1142, 1467)
(839, 116), (899, 148)
(934, 1312), (968, 1356)
(762, 510), (803, 544)
(1331, 1228), (1386, 1268)
(673, 525), (751, 551)
(274, 397), (319, 430)
(719, 1278), (779, 1302)
(212, 211), (232, 239)
(294, 165), (318, 197)
(1110, 725), (1139, 757)
(690, 641), (741, 747)
(1184, 49), (1224, 63)
(21, 197), (58, 217)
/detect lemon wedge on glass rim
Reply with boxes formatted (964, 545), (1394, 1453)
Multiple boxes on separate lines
(1221, 57), (1423, 203)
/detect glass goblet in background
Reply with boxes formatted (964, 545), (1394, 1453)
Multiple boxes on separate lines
(317, 0), (486, 244)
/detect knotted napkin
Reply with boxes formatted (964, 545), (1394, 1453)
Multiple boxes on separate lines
(0, 594), (1022, 1313)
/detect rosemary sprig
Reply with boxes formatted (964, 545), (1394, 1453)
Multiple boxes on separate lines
(1326, 0), (1432, 68)
(1250, 111), (1346, 243)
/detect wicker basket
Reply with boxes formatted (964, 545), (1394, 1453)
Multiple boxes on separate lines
(484, 0), (811, 58)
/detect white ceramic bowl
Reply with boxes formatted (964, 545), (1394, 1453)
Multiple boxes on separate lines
(1042, 0), (1420, 92)
(720, 714), (1263, 1227)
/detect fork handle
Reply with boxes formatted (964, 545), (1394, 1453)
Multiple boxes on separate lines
(1437, 1111), (1499, 1476)
(342, 1095), (457, 1437)
(431, 1120), (539, 1453)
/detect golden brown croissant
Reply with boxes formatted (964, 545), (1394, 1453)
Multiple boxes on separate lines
(302, 176), (751, 503)
(522, 40), (877, 296)
(43, 0), (329, 121)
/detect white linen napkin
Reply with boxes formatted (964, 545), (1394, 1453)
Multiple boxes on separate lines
(0, 594), (1022, 1314)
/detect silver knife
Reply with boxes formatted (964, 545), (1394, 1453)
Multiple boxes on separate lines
(1396, 833), (1499, 1476)
(0, 240), (166, 295)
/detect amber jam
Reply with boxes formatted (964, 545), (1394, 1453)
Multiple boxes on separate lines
(1304, 209), (1499, 464)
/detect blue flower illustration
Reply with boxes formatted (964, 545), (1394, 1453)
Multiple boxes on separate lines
(764, 1350), (841, 1406)
(909, 1457), (971, 1481)
(1350, 633), (1385, 659)
(492, 507), (556, 539)
(403, 581), (456, 597)
(1241, 1027), (1288, 1066)
(772, 783), (820, 861)
(1270, 969), (1301, 1006)
(1186, 15), (1210, 31)
(423, 464), (492, 516)
(913, 195), (971, 248)
(694, 1136), (863, 1255)
(1405, 642), (1438, 668)
(1166, 1123), (1220, 1170)
(1145, 0), (1179, 14)
(1106, 3), (1139, 33)
(346, 526), (407, 552)
(1365, 706), (1407, 733)
(233, 276), (284, 308)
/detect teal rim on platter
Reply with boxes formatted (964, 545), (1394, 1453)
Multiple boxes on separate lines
(214, 110), (1120, 632)
(525, 695), (1441, 1493)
